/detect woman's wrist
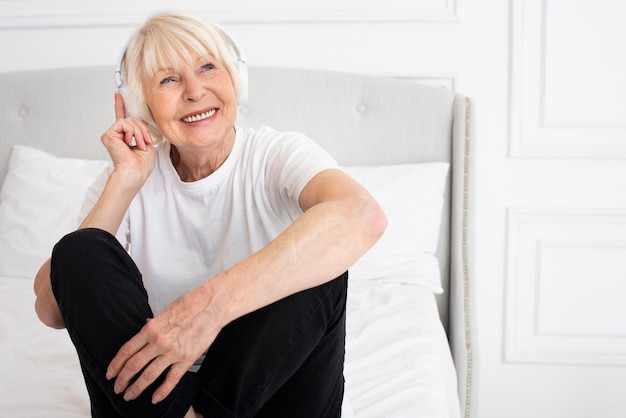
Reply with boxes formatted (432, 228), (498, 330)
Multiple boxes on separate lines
(108, 167), (147, 195)
(198, 273), (240, 330)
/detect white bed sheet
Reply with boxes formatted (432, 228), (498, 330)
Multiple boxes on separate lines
(0, 276), (90, 416)
(345, 280), (460, 418)
(0, 276), (459, 417)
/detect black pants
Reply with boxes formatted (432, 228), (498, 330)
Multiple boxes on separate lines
(50, 228), (347, 418)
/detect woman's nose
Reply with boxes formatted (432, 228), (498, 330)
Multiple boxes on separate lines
(183, 80), (206, 102)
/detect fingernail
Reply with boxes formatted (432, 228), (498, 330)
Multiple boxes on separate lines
(124, 391), (135, 401)
(152, 394), (162, 404)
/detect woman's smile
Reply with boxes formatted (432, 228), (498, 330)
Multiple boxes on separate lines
(181, 108), (217, 123)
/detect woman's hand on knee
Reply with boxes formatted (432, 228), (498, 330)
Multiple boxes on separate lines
(106, 285), (221, 404)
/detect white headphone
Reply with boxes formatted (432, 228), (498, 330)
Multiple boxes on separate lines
(114, 22), (248, 106)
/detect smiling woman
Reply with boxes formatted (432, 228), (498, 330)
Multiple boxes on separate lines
(144, 54), (239, 176)
(0, 56), (475, 418)
(119, 14), (245, 146)
(32, 11), (387, 418)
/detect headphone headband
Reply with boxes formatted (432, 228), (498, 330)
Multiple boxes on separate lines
(114, 20), (248, 105)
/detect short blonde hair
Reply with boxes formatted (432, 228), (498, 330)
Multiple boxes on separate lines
(120, 12), (243, 144)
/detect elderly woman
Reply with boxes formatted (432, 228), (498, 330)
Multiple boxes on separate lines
(33, 11), (386, 418)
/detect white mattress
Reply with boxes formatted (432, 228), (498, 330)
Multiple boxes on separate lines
(0, 277), (90, 416)
(0, 276), (459, 417)
(345, 281), (460, 418)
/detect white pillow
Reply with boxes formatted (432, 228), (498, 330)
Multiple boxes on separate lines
(0, 146), (448, 290)
(0, 145), (109, 279)
(343, 163), (449, 292)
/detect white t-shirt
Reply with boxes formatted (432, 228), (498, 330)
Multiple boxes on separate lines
(80, 125), (338, 315)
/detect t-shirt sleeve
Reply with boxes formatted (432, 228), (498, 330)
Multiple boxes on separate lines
(262, 128), (339, 218)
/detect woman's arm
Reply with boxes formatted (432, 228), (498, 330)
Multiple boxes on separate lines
(107, 167), (387, 404)
(80, 93), (156, 235)
(209, 168), (387, 322)
(32, 167), (146, 329)
(33, 259), (64, 328)
(33, 93), (155, 328)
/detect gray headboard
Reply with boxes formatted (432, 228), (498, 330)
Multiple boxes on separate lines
(0, 65), (477, 418)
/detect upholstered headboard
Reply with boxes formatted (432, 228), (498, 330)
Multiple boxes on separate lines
(0, 65), (477, 417)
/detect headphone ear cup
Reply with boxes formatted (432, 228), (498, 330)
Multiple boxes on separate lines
(117, 85), (129, 105)
(236, 59), (249, 106)
(114, 52), (129, 108)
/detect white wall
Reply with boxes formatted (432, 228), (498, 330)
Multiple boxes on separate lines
(2, 1), (625, 417)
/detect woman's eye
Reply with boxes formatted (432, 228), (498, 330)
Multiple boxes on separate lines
(201, 63), (215, 72)
(160, 77), (176, 85)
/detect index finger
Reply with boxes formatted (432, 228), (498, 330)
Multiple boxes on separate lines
(114, 91), (127, 120)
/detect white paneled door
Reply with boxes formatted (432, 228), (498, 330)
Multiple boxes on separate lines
(500, 1), (626, 417)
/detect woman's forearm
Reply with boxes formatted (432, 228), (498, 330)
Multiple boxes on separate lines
(201, 190), (387, 328)
(78, 170), (142, 234)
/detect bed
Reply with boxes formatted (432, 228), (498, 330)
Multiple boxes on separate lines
(0, 65), (477, 417)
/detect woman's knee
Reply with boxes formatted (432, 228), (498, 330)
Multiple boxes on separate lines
(52, 228), (116, 260)
(50, 228), (138, 299)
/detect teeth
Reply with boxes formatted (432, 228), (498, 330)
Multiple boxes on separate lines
(183, 109), (216, 123)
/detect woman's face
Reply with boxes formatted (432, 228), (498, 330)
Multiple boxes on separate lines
(143, 52), (238, 152)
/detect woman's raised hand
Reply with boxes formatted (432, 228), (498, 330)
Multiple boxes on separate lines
(100, 93), (156, 185)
